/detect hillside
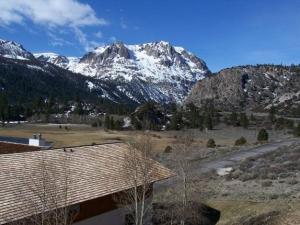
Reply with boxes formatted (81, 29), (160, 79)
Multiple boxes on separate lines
(185, 64), (300, 115)
(0, 56), (137, 113)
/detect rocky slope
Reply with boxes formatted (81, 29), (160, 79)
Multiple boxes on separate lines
(35, 41), (209, 103)
(0, 39), (35, 60)
(185, 65), (300, 115)
(0, 55), (137, 111)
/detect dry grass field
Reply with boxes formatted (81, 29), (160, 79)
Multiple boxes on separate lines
(207, 199), (300, 225)
(0, 123), (291, 151)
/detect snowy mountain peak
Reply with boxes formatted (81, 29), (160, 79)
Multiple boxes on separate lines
(33, 52), (81, 70)
(35, 41), (210, 103)
(34, 52), (60, 58)
(0, 38), (34, 60)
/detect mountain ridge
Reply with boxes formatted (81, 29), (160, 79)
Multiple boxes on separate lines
(33, 41), (210, 103)
(185, 64), (300, 115)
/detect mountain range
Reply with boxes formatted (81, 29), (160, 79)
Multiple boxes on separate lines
(1, 38), (300, 115)
(34, 41), (209, 103)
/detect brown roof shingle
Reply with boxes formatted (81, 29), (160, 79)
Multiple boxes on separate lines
(0, 142), (40, 154)
(0, 142), (173, 224)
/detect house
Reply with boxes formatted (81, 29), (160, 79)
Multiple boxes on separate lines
(0, 142), (174, 225)
(0, 133), (52, 151)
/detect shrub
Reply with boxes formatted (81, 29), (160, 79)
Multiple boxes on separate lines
(91, 121), (98, 127)
(235, 136), (247, 146)
(269, 194), (279, 200)
(294, 123), (300, 137)
(286, 119), (294, 129)
(261, 180), (272, 187)
(164, 145), (172, 153)
(259, 168), (269, 179)
(250, 114), (256, 121)
(257, 128), (269, 142)
(239, 173), (258, 182)
(267, 173), (277, 180)
(287, 179), (298, 185)
(229, 112), (239, 126)
(206, 138), (216, 148)
(230, 169), (242, 179)
(275, 117), (285, 130)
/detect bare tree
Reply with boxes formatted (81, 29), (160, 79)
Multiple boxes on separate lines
(172, 132), (194, 225)
(7, 151), (78, 225)
(115, 132), (156, 225)
(158, 131), (207, 225)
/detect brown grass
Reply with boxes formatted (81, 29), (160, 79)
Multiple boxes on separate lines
(207, 199), (300, 225)
(0, 123), (291, 153)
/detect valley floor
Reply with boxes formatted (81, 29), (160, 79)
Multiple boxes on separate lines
(0, 123), (299, 224)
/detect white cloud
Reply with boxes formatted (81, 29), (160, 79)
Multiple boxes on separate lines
(47, 32), (73, 47)
(0, 0), (108, 27)
(73, 27), (103, 51)
(0, 0), (108, 51)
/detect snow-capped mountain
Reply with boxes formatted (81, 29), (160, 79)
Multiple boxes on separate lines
(34, 52), (79, 69)
(35, 41), (209, 103)
(0, 39), (35, 60)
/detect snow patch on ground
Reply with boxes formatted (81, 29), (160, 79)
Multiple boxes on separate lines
(217, 167), (233, 176)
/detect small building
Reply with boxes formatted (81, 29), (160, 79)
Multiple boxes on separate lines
(28, 133), (50, 148)
(0, 133), (52, 151)
(0, 142), (173, 225)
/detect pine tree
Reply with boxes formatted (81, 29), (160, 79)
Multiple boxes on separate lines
(0, 93), (8, 126)
(131, 115), (142, 130)
(170, 111), (183, 130)
(203, 112), (213, 130)
(74, 97), (84, 115)
(114, 119), (124, 130)
(109, 116), (115, 130)
(186, 103), (199, 128)
(33, 96), (44, 115)
(269, 106), (276, 122)
(230, 112), (239, 126)
(104, 114), (110, 129)
(45, 97), (54, 122)
(239, 113), (249, 128)
(257, 128), (269, 142)
(294, 123), (300, 137)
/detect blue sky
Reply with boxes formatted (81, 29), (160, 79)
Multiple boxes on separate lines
(0, 0), (300, 72)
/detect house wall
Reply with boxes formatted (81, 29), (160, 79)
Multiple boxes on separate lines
(74, 193), (120, 222)
(73, 206), (125, 225)
(74, 186), (153, 225)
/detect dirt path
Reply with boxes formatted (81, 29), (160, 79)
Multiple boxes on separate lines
(194, 138), (300, 174)
(157, 138), (300, 189)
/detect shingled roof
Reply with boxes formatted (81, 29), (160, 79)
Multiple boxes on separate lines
(0, 142), (40, 154)
(0, 142), (174, 224)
